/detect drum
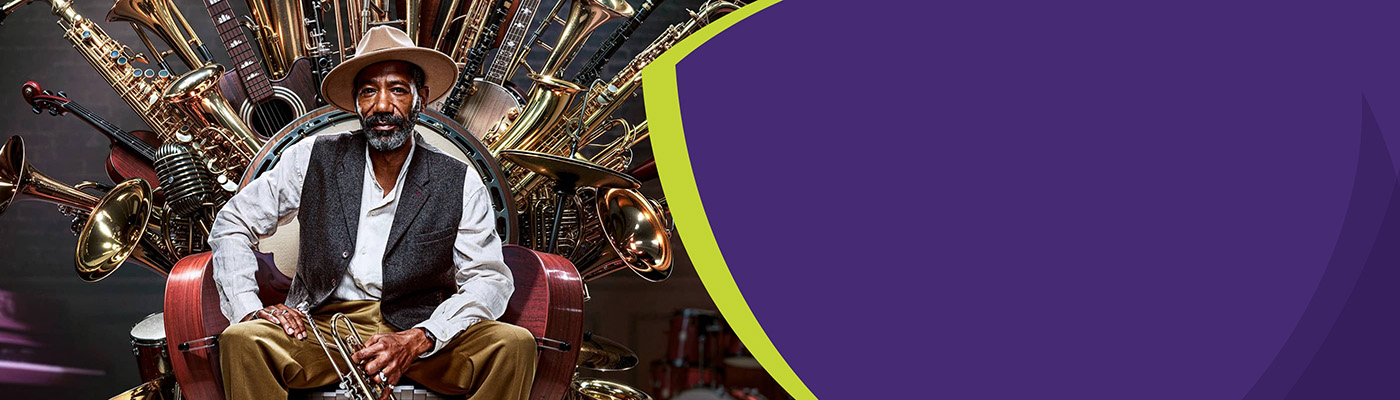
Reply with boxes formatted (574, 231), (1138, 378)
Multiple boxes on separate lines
(720, 328), (760, 369)
(241, 106), (518, 277)
(650, 361), (717, 400)
(667, 309), (724, 367)
(129, 312), (170, 383)
(671, 388), (733, 400)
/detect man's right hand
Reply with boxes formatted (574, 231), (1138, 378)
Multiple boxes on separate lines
(241, 304), (309, 340)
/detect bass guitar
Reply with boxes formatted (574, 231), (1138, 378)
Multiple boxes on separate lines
(204, 0), (319, 138)
(20, 81), (161, 189)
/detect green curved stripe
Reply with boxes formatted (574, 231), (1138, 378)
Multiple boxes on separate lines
(642, 1), (815, 399)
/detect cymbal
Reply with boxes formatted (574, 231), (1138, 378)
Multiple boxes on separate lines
(500, 150), (640, 189)
(577, 332), (638, 371)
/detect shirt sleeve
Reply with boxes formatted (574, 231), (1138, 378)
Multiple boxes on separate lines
(209, 140), (313, 323)
(413, 179), (513, 357)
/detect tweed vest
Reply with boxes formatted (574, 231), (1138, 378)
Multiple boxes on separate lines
(284, 132), (468, 330)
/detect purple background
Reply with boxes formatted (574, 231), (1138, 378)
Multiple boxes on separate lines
(675, 1), (1400, 398)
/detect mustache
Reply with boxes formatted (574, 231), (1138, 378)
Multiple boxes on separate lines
(363, 113), (409, 127)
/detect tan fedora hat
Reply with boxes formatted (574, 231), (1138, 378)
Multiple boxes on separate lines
(320, 26), (458, 112)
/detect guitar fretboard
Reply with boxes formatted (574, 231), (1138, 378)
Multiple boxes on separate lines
(206, 0), (273, 102)
(485, 0), (545, 84)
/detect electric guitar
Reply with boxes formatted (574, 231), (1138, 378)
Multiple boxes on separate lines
(204, 0), (319, 138)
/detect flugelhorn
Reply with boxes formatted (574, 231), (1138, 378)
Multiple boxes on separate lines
(107, 0), (213, 71)
(303, 310), (396, 400)
(0, 136), (172, 280)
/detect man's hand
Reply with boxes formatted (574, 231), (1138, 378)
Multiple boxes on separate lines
(240, 304), (309, 340)
(354, 328), (433, 396)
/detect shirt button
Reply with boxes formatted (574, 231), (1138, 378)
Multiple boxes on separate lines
(341, 251), (349, 259)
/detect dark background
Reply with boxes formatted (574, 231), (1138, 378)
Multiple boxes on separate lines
(0, 0), (725, 397)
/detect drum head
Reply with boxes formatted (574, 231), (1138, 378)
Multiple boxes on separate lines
(241, 107), (517, 277)
(130, 312), (165, 342)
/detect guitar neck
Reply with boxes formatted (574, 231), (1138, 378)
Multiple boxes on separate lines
(574, 0), (660, 85)
(205, 0), (274, 102)
(62, 101), (159, 163)
(484, 0), (546, 84)
(441, 1), (513, 117)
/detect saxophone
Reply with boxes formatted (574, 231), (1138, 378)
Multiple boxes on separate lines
(2, 0), (261, 195)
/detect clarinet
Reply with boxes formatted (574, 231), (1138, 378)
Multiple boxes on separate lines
(439, 0), (511, 118)
(573, 0), (662, 85)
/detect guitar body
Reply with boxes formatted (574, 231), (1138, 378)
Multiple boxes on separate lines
(453, 79), (524, 138)
(105, 129), (160, 190)
(218, 58), (320, 139)
(164, 252), (289, 400)
(500, 244), (585, 400)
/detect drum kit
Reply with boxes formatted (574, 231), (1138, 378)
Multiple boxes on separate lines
(651, 309), (779, 400)
(114, 312), (178, 400)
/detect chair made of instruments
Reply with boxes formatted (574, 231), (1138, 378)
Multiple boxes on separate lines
(161, 244), (583, 400)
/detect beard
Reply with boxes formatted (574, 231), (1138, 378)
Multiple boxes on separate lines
(358, 99), (419, 152)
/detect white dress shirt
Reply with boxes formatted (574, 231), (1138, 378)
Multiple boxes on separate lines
(209, 132), (513, 356)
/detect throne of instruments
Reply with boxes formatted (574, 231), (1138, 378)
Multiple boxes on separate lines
(159, 107), (584, 400)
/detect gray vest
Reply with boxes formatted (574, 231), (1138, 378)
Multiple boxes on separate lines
(285, 132), (468, 330)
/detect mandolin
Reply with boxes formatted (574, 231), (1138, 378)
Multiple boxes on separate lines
(204, 0), (319, 139)
(20, 81), (161, 188)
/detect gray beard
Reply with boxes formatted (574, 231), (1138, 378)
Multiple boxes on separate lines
(364, 124), (412, 152)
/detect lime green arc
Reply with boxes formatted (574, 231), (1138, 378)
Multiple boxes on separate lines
(642, 1), (815, 399)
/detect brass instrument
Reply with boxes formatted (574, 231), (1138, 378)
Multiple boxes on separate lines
(303, 310), (396, 400)
(575, 188), (670, 282)
(107, 0), (213, 71)
(433, 0), (494, 62)
(329, 0), (397, 62)
(484, 0), (634, 157)
(243, 0), (311, 79)
(568, 377), (653, 400)
(2, 0), (261, 193)
(0, 136), (173, 280)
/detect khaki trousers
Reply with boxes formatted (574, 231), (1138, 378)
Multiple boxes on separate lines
(219, 301), (537, 399)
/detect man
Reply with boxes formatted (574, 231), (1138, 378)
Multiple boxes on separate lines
(210, 26), (536, 399)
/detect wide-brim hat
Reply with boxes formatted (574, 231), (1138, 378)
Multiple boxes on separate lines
(321, 26), (458, 112)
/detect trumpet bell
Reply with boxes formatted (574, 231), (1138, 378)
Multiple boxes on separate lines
(75, 179), (154, 282)
(0, 135), (100, 215)
(585, 188), (670, 282)
(0, 134), (31, 214)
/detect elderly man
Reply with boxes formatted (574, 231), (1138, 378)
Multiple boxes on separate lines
(210, 26), (535, 399)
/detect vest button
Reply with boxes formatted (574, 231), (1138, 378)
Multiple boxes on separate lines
(342, 251), (349, 259)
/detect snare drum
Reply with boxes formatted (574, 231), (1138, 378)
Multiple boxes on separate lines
(130, 312), (170, 383)
(667, 309), (724, 367)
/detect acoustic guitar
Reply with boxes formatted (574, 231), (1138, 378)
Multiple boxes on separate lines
(203, 0), (319, 139)
(162, 244), (583, 399)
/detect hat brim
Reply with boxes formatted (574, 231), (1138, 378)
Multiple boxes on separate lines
(320, 47), (459, 113)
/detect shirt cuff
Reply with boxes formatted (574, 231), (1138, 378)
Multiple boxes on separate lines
(413, 317), (482, 358)
(229, 292), (264, 323)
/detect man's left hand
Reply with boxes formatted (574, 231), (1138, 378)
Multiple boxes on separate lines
(354, 328), (433, 397)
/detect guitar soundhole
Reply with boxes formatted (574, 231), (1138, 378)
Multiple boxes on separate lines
(248, 100), (298, 139)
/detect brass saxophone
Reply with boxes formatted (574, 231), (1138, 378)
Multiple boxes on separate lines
(1, 0), (261, 194)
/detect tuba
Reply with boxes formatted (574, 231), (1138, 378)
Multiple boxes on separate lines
(0, 136), (172, 280)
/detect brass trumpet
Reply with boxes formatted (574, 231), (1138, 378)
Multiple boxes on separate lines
(0, 136), (172, 280)
(303, 310), (396, 400)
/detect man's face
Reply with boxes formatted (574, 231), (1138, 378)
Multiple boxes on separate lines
(354, 61), (426, 152)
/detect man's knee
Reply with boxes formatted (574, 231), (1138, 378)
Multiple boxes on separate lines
(221, 320), (279, 354)
(475, 322), (537, 358)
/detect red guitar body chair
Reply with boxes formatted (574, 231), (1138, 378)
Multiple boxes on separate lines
(163, 244), (584, 400)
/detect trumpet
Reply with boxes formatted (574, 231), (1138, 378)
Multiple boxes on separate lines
(0, 136), (173, 281)
(302, 309), (396, 400)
